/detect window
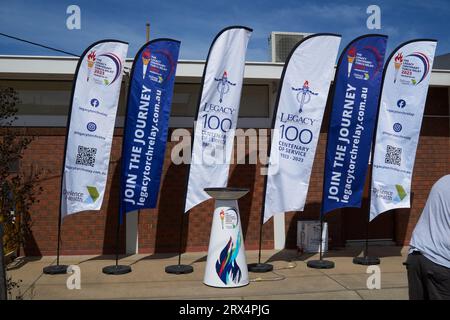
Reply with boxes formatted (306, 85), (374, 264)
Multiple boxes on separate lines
(2, 80), (272, 127)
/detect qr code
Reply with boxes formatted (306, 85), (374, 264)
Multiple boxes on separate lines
(385, 145), (402, 166)
(76, 145), (97, 167)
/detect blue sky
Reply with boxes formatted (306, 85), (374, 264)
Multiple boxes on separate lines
(0, 0), (449, 61)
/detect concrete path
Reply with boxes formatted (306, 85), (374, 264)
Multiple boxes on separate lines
(5, 246), (409, 300)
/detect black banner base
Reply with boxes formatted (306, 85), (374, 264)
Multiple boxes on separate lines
(102, 265), (132, 275)
(307, 259), (335, 269)
(353, 256), (380, 265)
(43, 265), (69, 275)
(248, 263), (274, 273)
(165, 264), (193, 274)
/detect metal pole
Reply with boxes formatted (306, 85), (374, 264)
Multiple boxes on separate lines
(319, 216), (324, 261)
(176, 212), (185, 266)
(55, 211), (62, 265)
(364, 203), (370, 258)
(257, 214), (263, 264)
(102, 71), (132, 275)
(256, 166), (269, 265)
(114, 207), (121, 267)
(146, 23), (150, 42)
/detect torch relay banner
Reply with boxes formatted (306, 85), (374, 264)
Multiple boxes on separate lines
(185, 26), (252, 212)
(322, 35), (387, 215)
(370, 40), (437, 221)
(61, 40), (128, 219)
(121, 39), (181, 214)
(263, 34), (341, 223)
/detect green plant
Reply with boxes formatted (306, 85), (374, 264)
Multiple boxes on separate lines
(0, 87), (43, 299)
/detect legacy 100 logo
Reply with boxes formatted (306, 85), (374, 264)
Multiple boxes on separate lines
(276, 80), (318, 145)
(200, 70), (238, 134)
(214, 71), (236, 103)
(292, 80), (318, 113)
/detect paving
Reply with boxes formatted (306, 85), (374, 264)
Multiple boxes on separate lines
(5, 246), (410, 300)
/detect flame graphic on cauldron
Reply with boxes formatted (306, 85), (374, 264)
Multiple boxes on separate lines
(215, 232), (242, 285)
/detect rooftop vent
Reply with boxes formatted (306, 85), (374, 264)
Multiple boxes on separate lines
(269, 32), (312, 63)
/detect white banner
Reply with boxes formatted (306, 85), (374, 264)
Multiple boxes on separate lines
(264, 34), (341, 223)
(61, 40), (128, 219)
(370, 40), (437, 221)
(185, 26), (252, 212)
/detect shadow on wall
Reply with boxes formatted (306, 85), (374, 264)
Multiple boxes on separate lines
(21, 228), (41, 257)
(153, 162), (189, 256)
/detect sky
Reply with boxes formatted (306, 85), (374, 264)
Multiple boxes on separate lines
(0, 0), (449, 61)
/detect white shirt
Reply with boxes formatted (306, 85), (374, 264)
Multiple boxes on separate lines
(410, 174), (450, 268)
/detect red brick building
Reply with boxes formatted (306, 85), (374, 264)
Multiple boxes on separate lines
(1, 56), (449, 257)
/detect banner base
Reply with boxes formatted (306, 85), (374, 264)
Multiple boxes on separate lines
(248, 263), (273, 273)
(43, 265), (68, 275)
(102, 265), (132, 275)
(353, 256), (380, 265)
(307, 259), (335, 269)
(165, 264), (193, 275)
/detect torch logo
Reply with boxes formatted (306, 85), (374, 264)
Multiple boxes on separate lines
(292, 81), (318, 113)
(394, 52), (403, 83)
(142, 49), (151, 79)
(219, 207), (238, 230)
(87, 51), (96, 81)
(347, 47), (357, 77)
(220, 209), (225, 229)
(214, 71), (236, 103)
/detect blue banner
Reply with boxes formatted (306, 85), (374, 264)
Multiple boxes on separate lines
(121, 39), (180, 214)
(322, 35), (387, 215)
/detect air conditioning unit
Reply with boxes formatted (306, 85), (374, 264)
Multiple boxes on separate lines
(297, 220), (328, 253)
(269, 32), (312, 63)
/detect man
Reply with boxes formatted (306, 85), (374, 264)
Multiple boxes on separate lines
(406, 174), (450, 300)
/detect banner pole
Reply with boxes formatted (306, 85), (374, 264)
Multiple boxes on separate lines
(352, 45), (388, 265)
(319, 217), (323, 261)
(44, 39), (128, 275)
(353, 151), (380, 265)
(353, 145), (380, 265)
(354, 39), (437, 265)
(115, 207), (121, 267)
(307, 78), (338, 270)
(166, 26), (252, 275)
(248, 164), (273, 273)
(165, 146), (194, 275)
(352, 41), (390, 267)
(103, 69), (132, 275)
(257, 212), (263, 264)
(308, 34), (388, 269)
(42, 46), (86, 275)
(364, 209), (370, 258)
(176, 210), (185, 266)
(43, 138), (68, 274)
(165, 103), (195, 275)
(55, 210), (62, 266)
(258, 34), (342, 270)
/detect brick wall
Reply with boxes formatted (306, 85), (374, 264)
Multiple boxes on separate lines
(6, 88), (450, 256)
